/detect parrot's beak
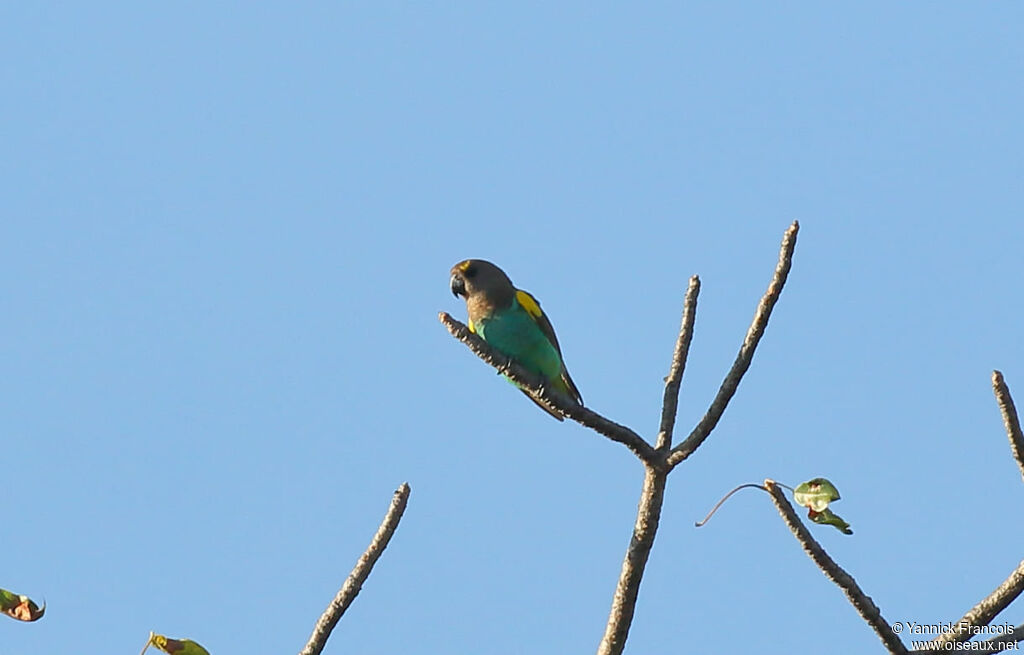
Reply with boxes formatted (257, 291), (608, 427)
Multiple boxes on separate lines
(450, 273), (466, 298)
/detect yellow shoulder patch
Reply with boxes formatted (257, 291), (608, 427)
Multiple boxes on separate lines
(515, 289), (543, 319)
(468, 318), (476, 334)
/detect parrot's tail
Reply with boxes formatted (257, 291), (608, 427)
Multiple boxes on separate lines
(515, 375), (582, 421)
(519, 387), (565, 421)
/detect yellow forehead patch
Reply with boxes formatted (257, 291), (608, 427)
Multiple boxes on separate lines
(457, 260), (472, 272)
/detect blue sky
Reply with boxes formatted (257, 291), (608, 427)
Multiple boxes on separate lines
(2, 3), (1023, 653)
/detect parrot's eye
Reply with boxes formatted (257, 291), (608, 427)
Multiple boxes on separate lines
(464, 265), (477, 278)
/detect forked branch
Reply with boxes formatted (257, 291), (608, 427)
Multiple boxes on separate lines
(439, 222), (1024, 655)
(441, 222), (799, 655)
(922, 559), (1024, 650)
(919, 372), (1024, 651)
(666, 221), (799, 469)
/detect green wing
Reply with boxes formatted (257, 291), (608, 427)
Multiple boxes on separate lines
(515, 289), (583, 405)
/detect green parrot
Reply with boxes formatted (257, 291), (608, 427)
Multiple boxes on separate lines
(450, 259), (583, 420)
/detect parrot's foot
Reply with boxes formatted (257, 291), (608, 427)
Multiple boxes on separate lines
(497, 355), (515, 373)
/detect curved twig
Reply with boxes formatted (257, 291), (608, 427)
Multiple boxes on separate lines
(667, 220), (799, 469)
(694, 483), (767, 527)
(299, 483), (411, 655)
(764, 479), (908, 655)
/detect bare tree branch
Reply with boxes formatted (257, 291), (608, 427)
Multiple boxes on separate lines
(439, 312), (658, 464)
(993, 370), (1024, 483)
(656, 276), (701, 452)
(666, 221), (799, 469)
(299, 483), (411, 655)
(908, 373), (1024, 653)
(764, 480), (908, 655)
(439, 225), (1021, 655)
(597, 464), (668, 655)
(923, 559), (1024, 650)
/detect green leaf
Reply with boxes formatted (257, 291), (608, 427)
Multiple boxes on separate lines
(793, 477), (841, 512)
(792, 478), (852, 534)
(0, 588), (45, 622)
(808, 507), (853, 535)
(147, 633), (211, 655)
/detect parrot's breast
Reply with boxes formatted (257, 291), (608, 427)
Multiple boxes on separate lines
(475, 304), (564, 383)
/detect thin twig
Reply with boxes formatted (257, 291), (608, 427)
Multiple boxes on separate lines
(667, 221), (799, 469)
(764, 479), (908, 655)
(440, 312), (658, 464)
(656, 276), (701, 451)
(694, 483), (766, 527)
(923, 559), (1024, 650)
(299, 483), (411, 655)
(596, 465), (668, 655)
(993, 370), (1024, 483)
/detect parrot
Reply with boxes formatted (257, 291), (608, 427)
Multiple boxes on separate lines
(449, 259), (583, 420)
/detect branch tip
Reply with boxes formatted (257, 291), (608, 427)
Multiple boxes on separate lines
(666, 223), (798, 468)
(298, 483), (411, 655)
(992, 370), (1024, 483)
(656, 275), (702, 450)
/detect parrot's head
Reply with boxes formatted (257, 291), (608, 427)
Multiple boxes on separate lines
(450, 259), (515, 306)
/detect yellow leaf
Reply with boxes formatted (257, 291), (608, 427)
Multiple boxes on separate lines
(145, 632), (211, 655)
